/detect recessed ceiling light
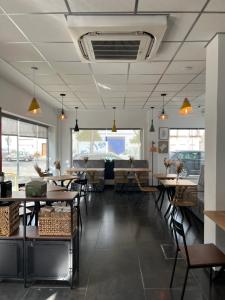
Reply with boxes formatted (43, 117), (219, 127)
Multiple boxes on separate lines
(97, 82), (111, 90)
(185, 66), (193, 70)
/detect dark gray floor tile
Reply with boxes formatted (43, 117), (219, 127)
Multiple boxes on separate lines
(23, 287), (85, 300)
(145, 288), (204, 300)
(0, 282), (27, 300)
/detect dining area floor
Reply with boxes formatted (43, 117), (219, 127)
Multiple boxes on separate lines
(1, 187), (225, 300)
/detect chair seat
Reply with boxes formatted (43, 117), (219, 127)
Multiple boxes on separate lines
(180, 243), (225, 267)
(140, 186), (158, 193)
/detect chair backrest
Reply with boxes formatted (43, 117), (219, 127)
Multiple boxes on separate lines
(133, 160), (149, 168)
(114, 171), (129, 184)
(172, 218), (190, 266)
(173, 186), (197, 205)
(34, 163), (44, 177)
(135, 173), (143, 191)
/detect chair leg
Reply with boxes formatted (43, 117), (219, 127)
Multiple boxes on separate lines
(170, 250), (178, 288)
(181, 267), (189, 300)
(159, 189), (166, 211)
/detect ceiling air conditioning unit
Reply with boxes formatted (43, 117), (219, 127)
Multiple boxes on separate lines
(67, 15), (167, 62)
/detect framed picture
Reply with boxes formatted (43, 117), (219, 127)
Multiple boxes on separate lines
(159, 127), (169, 140)
(158, 140), (169, 154)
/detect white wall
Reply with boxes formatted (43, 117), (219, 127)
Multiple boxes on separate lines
(0, 75), (58, 165)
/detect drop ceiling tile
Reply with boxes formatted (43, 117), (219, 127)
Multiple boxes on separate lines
(12, 15), (72, 42)
(191, 73), (205, 84)
(183, 83), (205, 91)
(0, 0), (68, 13)
(174, 42), (206, 60)
(100, 91), (126, 97)
(35, 43), (80, 61)
(0, 43), (43, 61)
(177, 90), (204, 97)
(129, 62), (168, 74)
(126, 91), (149, 97)
(0, 15), (26, 42)
(42, 85), (70, 92)
(68, 0), (135, 12)
(155, 83), (186, 92)
(138, 0), (206, 11)
(128, 74), (161, 84)
(165, 61), (205, 74)
(75, 91), (100, 98)
(11, 61), (53, 75)
(152, 42), (181, 61)
(150, 91), (176, 99)
(62, 75), (94, 84)
(205, 0), (225, 11)
(163, 13), (198, 41)
(52, 62), (90, 74)
(49, 91), (75, 98)
(95, 75), (127, 85)
(127, 84), (155, 91)
(102, 85), (127, 91)
(125, 98), (147, 103)
(68, 84), (97, 91)
(26, 74), (64, 85)
(187, 14), (225, 41)
(160, 74), (196, 84)
(103, 97), (124, 102)
(91, 63), (128, 74)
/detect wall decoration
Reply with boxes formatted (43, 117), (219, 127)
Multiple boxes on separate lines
(158, 140), (169, 154)
(159, 127), (169, 140)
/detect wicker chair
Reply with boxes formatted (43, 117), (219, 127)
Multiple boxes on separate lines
(34, 163), (52, 177)
(135, 173), (158, 202)
(114, 171), (129, 192)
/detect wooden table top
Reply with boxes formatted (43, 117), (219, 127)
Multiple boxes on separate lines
(204, 211), (225, 232)
(154, 173), (177, 180)
(44, 175), (78, 181)
(66, 167), (105, 173)
(114, 168), (151, 172)
(160, 179), (197, 187)
(19, 185), (67, 192)
(0, 191), (78, 202)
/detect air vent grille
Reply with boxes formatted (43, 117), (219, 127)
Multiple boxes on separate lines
(91, 40), (140, 60)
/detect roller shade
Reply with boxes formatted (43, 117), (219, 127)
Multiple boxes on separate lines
(2, 117), (18, 135)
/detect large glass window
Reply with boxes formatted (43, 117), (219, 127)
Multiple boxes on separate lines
(2, 116), (48, 188)
(72, 129), (142, 161)
(169, 129), (205, 176)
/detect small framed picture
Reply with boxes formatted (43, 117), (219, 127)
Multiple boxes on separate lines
(159, 127), (169, 140)
(158, 140), (169, 154)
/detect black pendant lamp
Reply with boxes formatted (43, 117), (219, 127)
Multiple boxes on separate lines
(59, 93), (66, 120)
(74, 107), (79, 132)
(149, 107), (155, 132)
(159, 93), (168, 120)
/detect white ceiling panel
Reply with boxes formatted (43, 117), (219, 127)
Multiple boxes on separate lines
(12, 15), (72, 42)
(91, 63), (128, 74)
(11, 61), (53, 75)
(0, 15), (27, 42)
(75, 91), (100, 98)
(68, 84), (97, 91)
(129, 62), (169, 74)
(152, 42), (181, 61)
(52, 62), (90, 74)
(125, 98), (146, 103)
(175, 42), (206, 60)
(177, 90), (204, 97)
(126, 91), (149, 98)
(191, 73), (205, 84)
(187, 14), (225, 41)
(163, 13), (198, 41)
(128, 74), (161, 84)
(42, 85), (70, 92)
(165, 61), (205, 74)
(127, 84), (155, 92)
(68, 0), (135, 12)
(151, 91), (176, 98)
(138, 0), (206, 11)
(0, 0), (68, 13)
(100, 91), (126, 97)
(35, 43), (80, 61)
(155, 83), (186, 92)
(95, 75), (127, 85)
(205, 0), (225, 11)
(49, 91), (75, 98)
(183, 83), (205, 91)
(62, 75), (94, 84)
(102, 85), (127, 91)
(103, 97), (124, 102)
(0, 43), (43, 61)
(26, 74), (64, 85)
(160, 74), (196, 84)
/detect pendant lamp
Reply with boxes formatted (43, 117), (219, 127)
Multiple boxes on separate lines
(159, 93), (168, 120)
(112, 107), (117, 132)
(74, 107), (79, 132)
(28, 67), (40, 114)
(149, 107), (155, 132)
(179, 97), (192, 115)
(59, 93), (66, 120)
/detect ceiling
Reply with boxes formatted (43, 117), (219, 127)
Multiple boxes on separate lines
(0, 0), (223, 112)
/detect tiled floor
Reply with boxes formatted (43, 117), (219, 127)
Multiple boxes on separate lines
(1, 188), (225, 300)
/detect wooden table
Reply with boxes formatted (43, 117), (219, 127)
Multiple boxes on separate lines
(66, 167), (105, 174)
(114, 168), (151, 172)
(44, 175), (78, 187)
(204, 211), (225, 231)
(154, 173), (177, 180)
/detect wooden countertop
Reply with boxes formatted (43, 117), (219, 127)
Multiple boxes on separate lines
(114, 168), (151, 172)
(154, 173), (177, 180)
(204, 211), (225, 232)
(66, 167), (105, 173)
(160, 179), (197, 187)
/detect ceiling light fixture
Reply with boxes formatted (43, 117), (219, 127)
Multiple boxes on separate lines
(74, 107), (79, 132)
(97, 82), (111, 90)
(179, 97), (192, 115)
(150, 107), (155, 132)
(28, 66), (40, 114)
(112, 107), (117, 132)
(59, 93), (66, 120)
(159, 93), (168, 120)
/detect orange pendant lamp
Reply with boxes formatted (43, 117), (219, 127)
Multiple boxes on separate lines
(179, 97), (192, 115)
(28, 67), (40, 114)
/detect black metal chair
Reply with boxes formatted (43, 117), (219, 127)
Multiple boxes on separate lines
(170, 218), (225, 300)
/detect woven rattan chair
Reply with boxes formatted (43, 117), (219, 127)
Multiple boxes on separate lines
(135, 173), (158, 202)
(170, 218), (225, 300)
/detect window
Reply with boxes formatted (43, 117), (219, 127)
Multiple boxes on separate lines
(169, 129), (205, 176)
(2, 116), (48, 188)
(72, 129), (142, 161)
